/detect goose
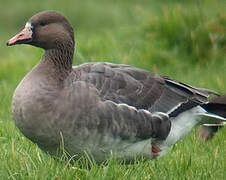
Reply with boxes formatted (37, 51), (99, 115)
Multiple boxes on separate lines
(7, 11), (226, 162)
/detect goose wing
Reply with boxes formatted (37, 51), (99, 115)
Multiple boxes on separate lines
(73, 62), (216, 117)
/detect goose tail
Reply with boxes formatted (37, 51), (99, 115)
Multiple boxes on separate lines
(199, 102), (226, 126)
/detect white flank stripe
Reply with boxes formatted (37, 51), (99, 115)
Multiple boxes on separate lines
(166, 102), (183, 115)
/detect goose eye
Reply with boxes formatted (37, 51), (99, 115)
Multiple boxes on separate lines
(40, 22), (47, 26)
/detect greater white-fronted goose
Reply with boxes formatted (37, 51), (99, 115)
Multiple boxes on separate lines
(7, 11), (226, 162)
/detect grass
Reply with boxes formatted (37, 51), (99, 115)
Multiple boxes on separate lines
(0, 0), (226, 179)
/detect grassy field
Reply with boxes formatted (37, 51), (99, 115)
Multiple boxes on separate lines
(0, 0), (226, 179)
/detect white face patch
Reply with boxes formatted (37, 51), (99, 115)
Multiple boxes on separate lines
(25, 22), (33, 32)
(25, 22), (32, 28)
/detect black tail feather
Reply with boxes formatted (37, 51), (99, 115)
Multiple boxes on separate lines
(202, 103), (226, 118)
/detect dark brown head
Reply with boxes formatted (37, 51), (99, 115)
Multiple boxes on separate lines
(7, 11), (74, 50)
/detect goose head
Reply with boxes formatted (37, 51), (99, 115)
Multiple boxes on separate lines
(7, 11), (74, 50)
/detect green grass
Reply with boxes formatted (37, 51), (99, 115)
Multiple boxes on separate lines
(0, 0), (226, 179)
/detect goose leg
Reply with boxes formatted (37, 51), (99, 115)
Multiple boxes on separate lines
(198, 125), (220, 141)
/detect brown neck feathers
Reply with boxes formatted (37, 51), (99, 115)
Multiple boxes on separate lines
(43, 39), (74, 80)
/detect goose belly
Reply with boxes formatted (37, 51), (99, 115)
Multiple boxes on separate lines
(158, 106), (203, 156)
(64, 132), (153, 162)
